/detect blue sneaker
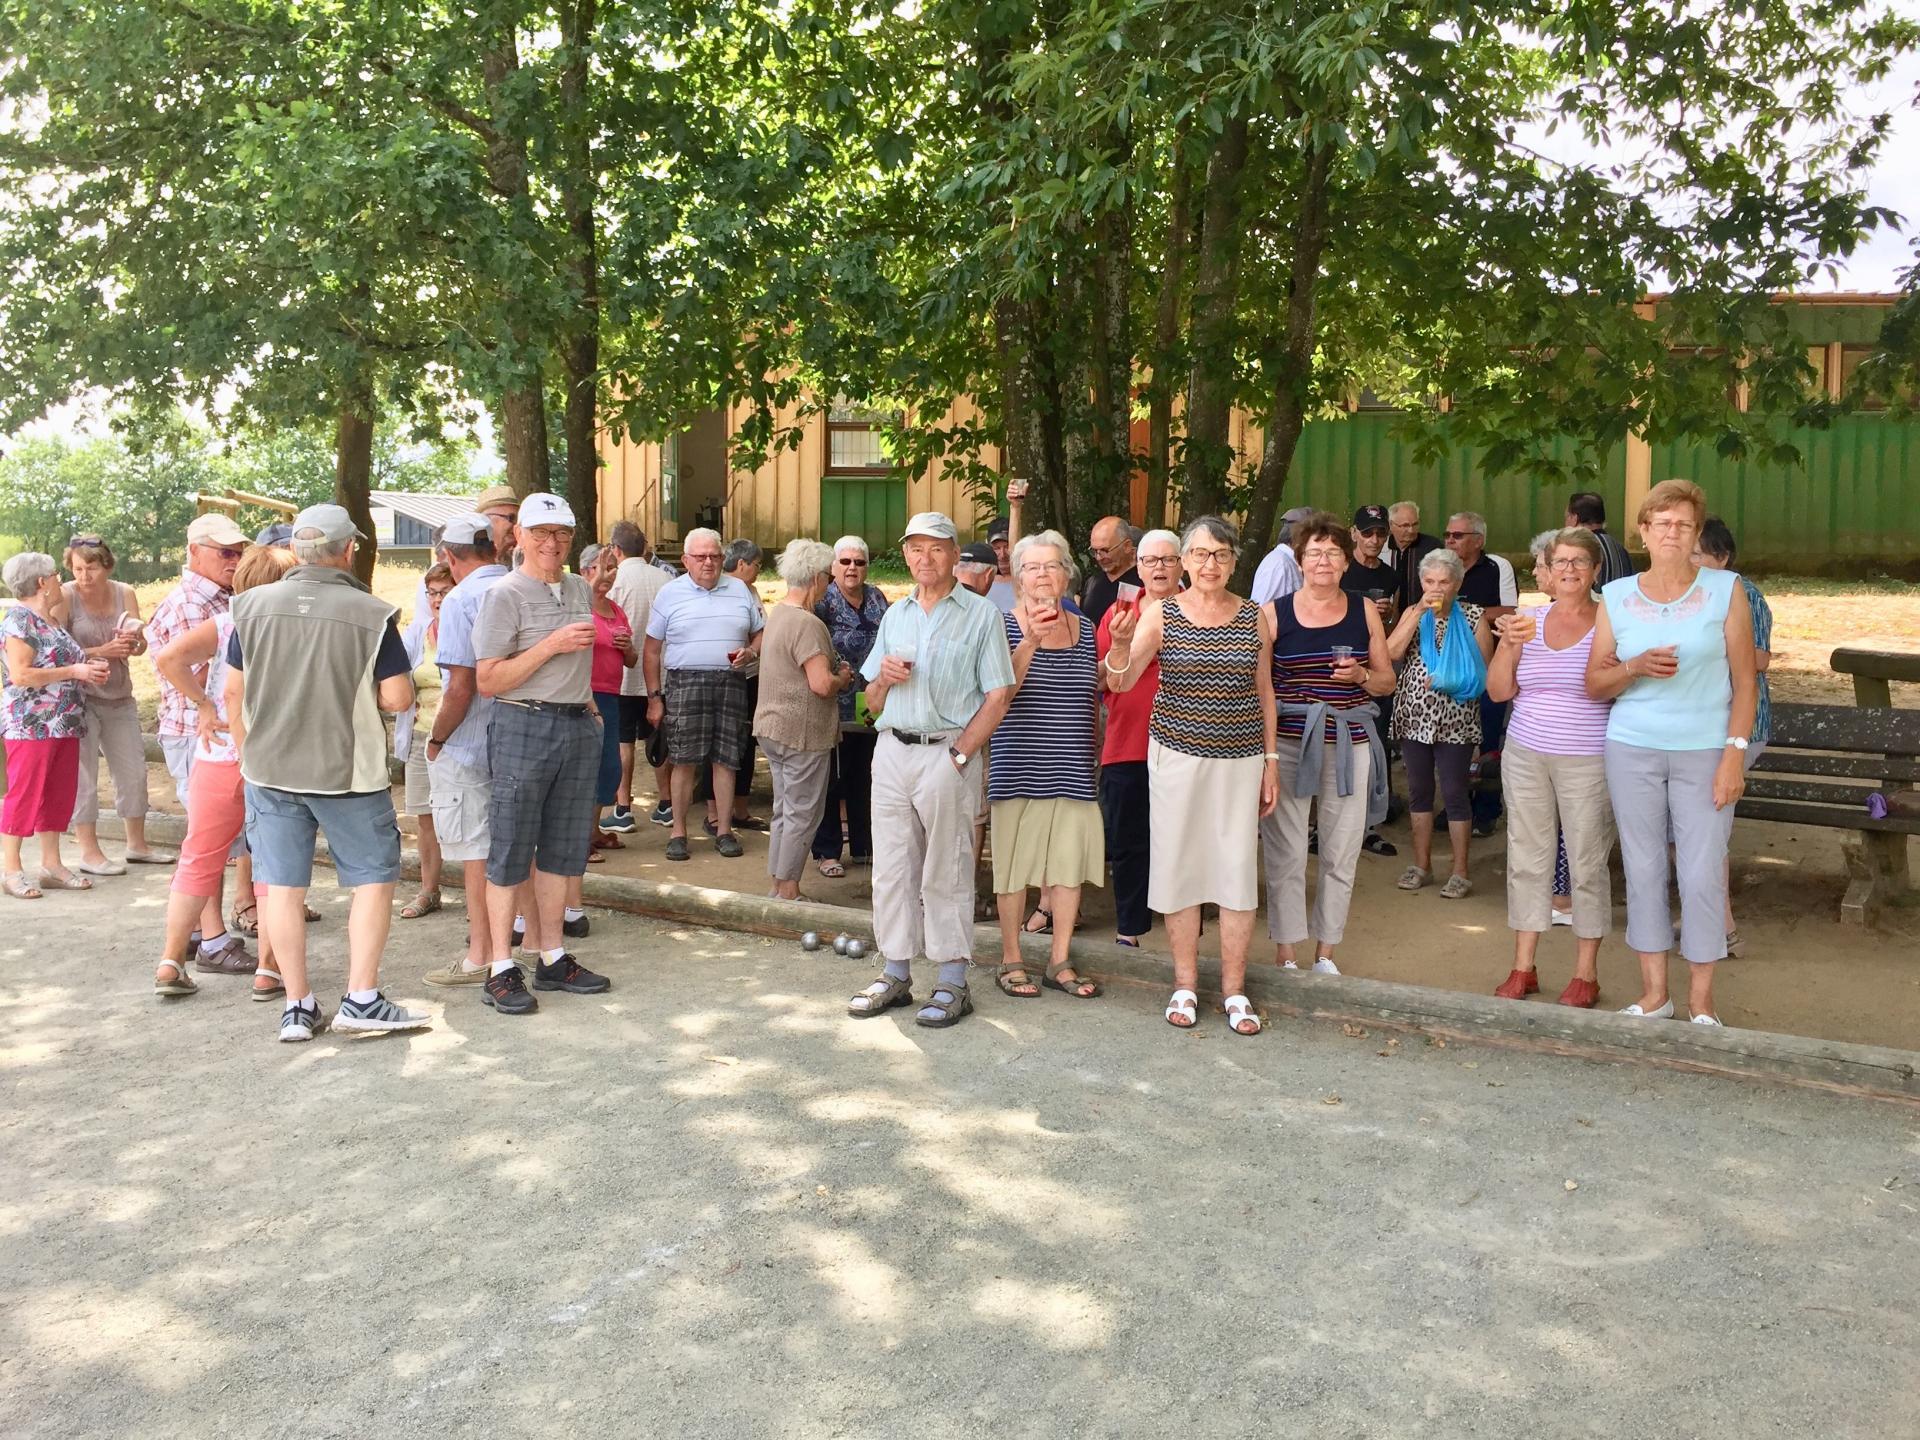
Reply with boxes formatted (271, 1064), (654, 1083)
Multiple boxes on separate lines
(279, 1002), (330, 1043)
(335, 992), (431, 1033)
(599, 807), (637, 834)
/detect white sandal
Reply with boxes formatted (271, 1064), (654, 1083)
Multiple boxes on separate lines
(1222, 994), (1262, 1037)
(251, 966), (285, 1002)
(1165, 988), (1198, 1029)
(154, 959), (199, 997)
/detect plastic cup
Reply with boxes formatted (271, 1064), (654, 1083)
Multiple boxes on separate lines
(1330, 644), (1355, 664)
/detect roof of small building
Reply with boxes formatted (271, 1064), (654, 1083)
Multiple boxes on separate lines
(369, 491), (480, 534)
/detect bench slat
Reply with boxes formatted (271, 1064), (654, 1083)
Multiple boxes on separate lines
(1745, 777), (1879, 806)
(1767, 702), (1920, 757)
(1830, 647), (1920, 685)
(1750, 751), (1920, 782)
(1734, 796), (1920, 834)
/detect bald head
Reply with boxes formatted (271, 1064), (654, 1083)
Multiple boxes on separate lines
(1090, 516), (1135, 578)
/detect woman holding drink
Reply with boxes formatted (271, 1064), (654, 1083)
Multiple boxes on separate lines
(987, 531), (1103, 1001)
(60, 536), (173, 873)
(1259, 513), (1395, 976)
(1386, 549), (1494, 898)
(1586, 480), (1756, 1025)
(1486, 528), (1613, 1008)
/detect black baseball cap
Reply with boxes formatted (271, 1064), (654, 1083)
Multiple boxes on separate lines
(985, 515), (1009, 541)
(1352, 505), (1389, 532)
(959, 541), (998, 567)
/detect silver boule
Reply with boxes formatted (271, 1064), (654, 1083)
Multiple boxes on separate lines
(800, 931), (821, 952)
(832, 933), (851, 954)
(844, 938), (867, 960)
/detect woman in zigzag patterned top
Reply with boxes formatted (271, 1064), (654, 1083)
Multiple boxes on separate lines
(1105, 515), (1279, 1038)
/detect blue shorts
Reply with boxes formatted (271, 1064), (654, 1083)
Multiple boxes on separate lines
(244, 784), (402, 889)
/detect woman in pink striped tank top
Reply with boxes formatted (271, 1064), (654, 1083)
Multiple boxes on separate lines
(1485, 528), (1614, 1008)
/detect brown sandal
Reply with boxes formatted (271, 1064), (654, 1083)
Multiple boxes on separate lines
(400, 890), (443, 920)
(231, 899), (259, 936)
(995, 966), (1040, 999)
(36, 868), (93, 891)
(1042, 961), (1101, 999)
(848, 974), (914, 1018)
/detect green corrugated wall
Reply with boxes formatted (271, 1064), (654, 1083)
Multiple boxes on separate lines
(1284, 414), (1627, 555)
(820, 476), (908, 549)
(1647, 415), (1920, 568)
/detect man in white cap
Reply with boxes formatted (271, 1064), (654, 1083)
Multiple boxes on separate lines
(224, 504), (429, 1041)
(470, 492), (611, 1016)
(641, 525), (764, 862)
(148, 510), (253, 972)
(846, 511), (1015, 1030)
(1249, 503), (1316, 606)
(419, 512), (513, 988)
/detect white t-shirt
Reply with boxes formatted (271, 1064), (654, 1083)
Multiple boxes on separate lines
(610, 557), (670, 696)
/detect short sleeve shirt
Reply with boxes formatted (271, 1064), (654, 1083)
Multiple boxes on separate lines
(609, 559), (670, 696)
(433, 564), (507, 768)
(859, 583), (1016, 735)
(1, 607), (87, 740)
(1459, 554), (1517, 609)
(752, 605), (838, 752)
(645, 574), (764, 670)
(147, 570), (230, 736)
(473, 569), (595, 704)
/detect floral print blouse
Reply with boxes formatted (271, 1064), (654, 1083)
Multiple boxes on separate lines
(815, 581), (890, 727)
(1, 605), (88, 741)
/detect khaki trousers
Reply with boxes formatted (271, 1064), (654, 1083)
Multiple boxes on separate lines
(870, 732), (983, 969)
(75, 696), (149, 824)
(1504, 741), (1614, 938)
(1262, 738), (1372, 946)
(761, 739), (832, 884)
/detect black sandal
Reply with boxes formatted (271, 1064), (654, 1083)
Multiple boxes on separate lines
(995, 966), (1040, 998)
(1042, 962), (1101, 999)
(1023, 907), (1053, 935)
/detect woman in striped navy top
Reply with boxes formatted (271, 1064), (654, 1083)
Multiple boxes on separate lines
(987, 531), (1104, 1002)
(1260, 513), (1397, 977)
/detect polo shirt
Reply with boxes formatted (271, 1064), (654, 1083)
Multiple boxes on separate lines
(645, 573), (764, 670)
(1385, 532), (1441, 611)
(472, 568), (595, 704)
(434, 564), (507, 768)
(1249, 544), (1303, 606)
(1458, 553), (1518, 609)
(859, 582), (1016, 736)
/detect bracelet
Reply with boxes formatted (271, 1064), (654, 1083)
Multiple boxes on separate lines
(1263, 751), (1280, 761)
(1102, 654), (1129, 676)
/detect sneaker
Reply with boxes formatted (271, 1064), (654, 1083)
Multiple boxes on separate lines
(335, 992), (432, 1033)
(563, 913), (590, 939)
(600, 807), (637, 834)
(481, 966), (539, 1015)
(665, 836), (690, 862)
(533, 954), (611, 994)
(1311, 957), (1341, 976)
(650, 802), (674, 827)
(424, 958), (490, 986)
(279, 1003), (330, 1043)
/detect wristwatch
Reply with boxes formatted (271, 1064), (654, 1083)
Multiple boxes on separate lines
(948, 745), (971, 769)
(1725, 735), (1749, 751)
(648, 689), (665, 700)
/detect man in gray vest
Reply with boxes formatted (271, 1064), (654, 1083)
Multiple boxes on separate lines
(225, 504), (431, 1042)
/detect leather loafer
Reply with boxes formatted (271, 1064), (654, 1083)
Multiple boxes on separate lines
(1557, 977), (1601, 1009)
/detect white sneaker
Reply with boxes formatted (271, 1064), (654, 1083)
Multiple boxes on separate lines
(1619, 1000), (1676, 1019)
(1279, 959), (1300, 970)
(1550, 909), (1573, 927)
(1311, 958), (1341, 976)
(1690, 1013), (1724, 1027)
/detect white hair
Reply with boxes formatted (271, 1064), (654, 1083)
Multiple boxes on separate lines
(1011, 529), (1072, 586)
(831, 534), (869, 561)
(1527, 529), (1560, 562)
(1389, 501), (1420, 521)
(1137, 528), (1180, 554)
(1419, 547), (1464, 583)
(291, 532), (353, 564)
(1448, 511), (1488, 538)
(776, 537), (835, 588)
(682, 527), (723, 553)
(3, 551), (56, 599)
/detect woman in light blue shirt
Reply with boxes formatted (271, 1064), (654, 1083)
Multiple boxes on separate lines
(1587, 479), (1757, 1026)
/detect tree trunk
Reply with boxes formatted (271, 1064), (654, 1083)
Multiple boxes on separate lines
(1146, 129), (1194, 530)
(995, 292), (1069, 531)
(1237, 142), (1334, 592)
(333, 387), (378, 585)
(559, 0), (600, 559)
(1088, 146), (1134, 520)
(1182, 116), (1250, 516)
(483, 31), (550, 499)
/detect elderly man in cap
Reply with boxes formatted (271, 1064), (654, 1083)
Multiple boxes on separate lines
(224, 504), (428, 1041)
(847, 511), (1016, 1030)
(1250, 504), (1315, 606)
(468, 492), (611, 1016)
(956, 541), (999, 597)
(642, 526), (764, 862)
(148, 510), (253, 969)
(1081, 516), (1141, 627)
(419, 512), (514, 988)
(472, 484), (521, 560)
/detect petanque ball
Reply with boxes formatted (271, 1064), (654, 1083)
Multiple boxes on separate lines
(800, 931), (821, 952)
(844, 938), (867, 960)
(832, 933), (851, 955)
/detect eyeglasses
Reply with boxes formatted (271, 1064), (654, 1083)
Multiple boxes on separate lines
(685, 551), (722, 562)
(426, 588), (453, 600)
(1138, 555), (1180, 568)
(69, 534), (105, 547)
(207, 545), (245, 560)
(1185, 547), (1234, 566)
(1547, 557), (1593, 572)
(1443, 530), (1477, 540)
(1646, 518), (1697, 534)
(1356, 526), (1387, 538)
(838, 558), (868, 568)
(1018, 561), (1066, 576)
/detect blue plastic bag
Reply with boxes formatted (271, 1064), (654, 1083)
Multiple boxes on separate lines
(1419, 601), (1486, 704)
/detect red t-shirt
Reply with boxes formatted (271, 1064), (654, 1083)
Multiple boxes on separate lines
(590, 601), (631, 695)
(1096, 603), (1158, 764)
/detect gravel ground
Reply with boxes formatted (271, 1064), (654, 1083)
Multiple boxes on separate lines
(3, 873), (1917, 1439)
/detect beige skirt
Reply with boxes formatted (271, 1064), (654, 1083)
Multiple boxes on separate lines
(1147, 740), (1262, 913)
(990, 797), (1106, 894)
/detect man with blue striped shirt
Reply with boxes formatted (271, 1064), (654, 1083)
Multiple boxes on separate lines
(847, 512), (1015, 1031)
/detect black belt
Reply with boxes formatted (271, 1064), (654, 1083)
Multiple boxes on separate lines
(888, 730), (953, 746)
(497, 698), (590, 716)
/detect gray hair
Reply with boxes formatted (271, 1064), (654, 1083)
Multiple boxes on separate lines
(682, 527), (723, 555)
(607, 520), (645, 557)
(723, 538), (763, 574)
(1180, 514), (1240, 555)
(1389, 501), (1420, 522)
(1138, 527), (1180, 554)
(1419, 547), (1465, 583)
(775, 537), (835, 588)
(1527, 529), (1560, 562)
(291, 532), (353, 565)
(1448, 511), (1488, 538)
(1010, 529), (1071, 582)
(832, 534), (869, 561)
(3, 550), (56, 599)
(579, 543), (605, 572)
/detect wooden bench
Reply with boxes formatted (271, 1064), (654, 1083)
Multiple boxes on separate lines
(1740, 646), (1920, 925)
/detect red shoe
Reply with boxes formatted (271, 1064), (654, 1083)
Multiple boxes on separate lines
(1557, 977), (1600, 1009)
(1494, 968), (1540, 1000)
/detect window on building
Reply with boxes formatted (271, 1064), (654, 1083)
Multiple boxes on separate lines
(1838, 345), (1889, 411)
(825, 399), (898, 474)
(661, 433), (679, 522)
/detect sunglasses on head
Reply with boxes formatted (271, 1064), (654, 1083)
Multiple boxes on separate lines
(69, 534), (106, 547)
